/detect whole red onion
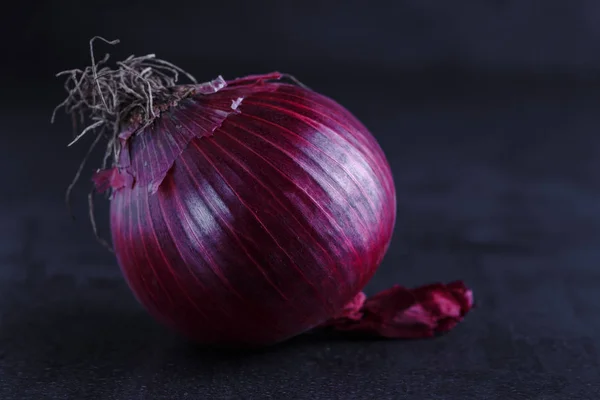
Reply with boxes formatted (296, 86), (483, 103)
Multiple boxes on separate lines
(54, 40), (473, 346)
(104, 73), (396, 345)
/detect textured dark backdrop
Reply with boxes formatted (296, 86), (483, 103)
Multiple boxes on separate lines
(1, 1), (599, 399)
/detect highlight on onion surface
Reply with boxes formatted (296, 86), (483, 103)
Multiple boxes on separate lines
(51, 37), (474, 346)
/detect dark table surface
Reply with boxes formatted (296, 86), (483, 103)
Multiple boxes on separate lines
(1, 77), (599, 399)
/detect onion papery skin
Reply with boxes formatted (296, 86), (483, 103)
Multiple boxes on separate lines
(106, 74), (396, 346)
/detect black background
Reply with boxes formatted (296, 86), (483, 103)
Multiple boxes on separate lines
(1, 1), (600, 399)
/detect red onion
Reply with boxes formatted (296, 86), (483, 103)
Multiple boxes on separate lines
(54, 39), (473, 346)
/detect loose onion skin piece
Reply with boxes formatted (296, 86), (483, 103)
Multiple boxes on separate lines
(91, 73), (473, 346)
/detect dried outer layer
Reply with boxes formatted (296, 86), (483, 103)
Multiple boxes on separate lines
(325, 281), (474, 339)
